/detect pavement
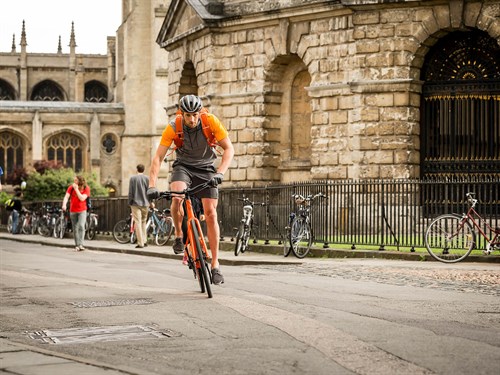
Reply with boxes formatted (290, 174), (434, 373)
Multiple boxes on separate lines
(1, 232), (498, 374)
(1, 231), (499, 264)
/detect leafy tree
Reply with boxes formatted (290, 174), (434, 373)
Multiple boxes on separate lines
(23, 168), (108, 201)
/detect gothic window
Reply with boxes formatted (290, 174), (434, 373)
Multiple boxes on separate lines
(47, 133), (84, 171)
(0, 132), (24, 184)
(101, 133), (117, 154)
(85, 80), (108, 103)
(31, 80), (65, 101)
(0, 79), (15, 100)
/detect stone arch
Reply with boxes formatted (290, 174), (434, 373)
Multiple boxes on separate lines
(419, 29), (500, 177)
(264, 54), (312, 183)
(0, 130), (25, 184)
(0, 79), (16, 100)
(30, 80), (66, 101)
(45, 131), (86, 172)
(84, 80), (108, 103)
(179, 61), (198, 98)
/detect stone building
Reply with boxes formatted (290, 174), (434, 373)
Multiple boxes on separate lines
(158, 0), (500, 184)
(1, 0), (499, 195)
(0, 1), (170, 195)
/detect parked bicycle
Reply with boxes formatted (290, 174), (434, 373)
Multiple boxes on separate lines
(112, 207), (173, 246)
(234, 197), (266, 256)
(157, 180), (214, 298)
(37, 204), (59, 237)
(425, 192), (500, 263)
(54, 208), (71, 239)
(283, 192), (327, 258)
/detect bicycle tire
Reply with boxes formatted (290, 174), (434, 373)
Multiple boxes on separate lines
(113, 219), (131, 244)
(425, 214), (475, 263)
(54, 217), (66, 239)
(283, 227), (292, 257)
(86, 216), (97, 240)
(191, 219), (212, 298)
(234, 221), (245, 256)
(7, 215), (13, 233)
(241, 219), (252, 253)
(155, 217), (174, 246)
(38, 219), (50, 237)
(290, 216), (312, 258)
(21, 216), (31, 234)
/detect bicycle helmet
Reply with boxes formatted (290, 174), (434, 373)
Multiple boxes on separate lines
(179, 95), (203, 113)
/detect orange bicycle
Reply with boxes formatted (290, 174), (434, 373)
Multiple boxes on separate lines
(158, 181), (213, 298)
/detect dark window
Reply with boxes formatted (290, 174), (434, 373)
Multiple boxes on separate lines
(0, 132), (24, 184)
(85, 80), (108, 103)
(47, 133), (84, 171)
(0, 79), (15, 100)
(31, 80), (64, 101)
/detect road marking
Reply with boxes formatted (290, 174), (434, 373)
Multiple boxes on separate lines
(217, 295), (435, 375)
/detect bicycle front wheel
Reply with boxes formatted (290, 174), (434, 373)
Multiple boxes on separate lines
(54, 217), (66, 239)
(290, 217), (312, 259)
(191, 219), (212, 298)
(234, 221), (246, 256)
(425, 214), (475, 263)
(86, 216), (97, 240)
(155, 217), (174, 246)
(283, 227), (292, 257)
(113, 219), (131, 244)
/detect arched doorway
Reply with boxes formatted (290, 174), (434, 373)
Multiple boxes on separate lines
(420, 30), (500, 178)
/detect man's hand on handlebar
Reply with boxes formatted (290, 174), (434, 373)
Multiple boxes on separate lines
(147, 187), (160, 201)
(211, 172), (224, 186)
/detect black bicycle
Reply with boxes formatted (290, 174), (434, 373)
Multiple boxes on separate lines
(234, 197), (266, 256)
(283, 192), (327, 258)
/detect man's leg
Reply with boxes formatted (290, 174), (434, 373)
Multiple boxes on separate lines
(202, 198), (219, 269)
(131, 206), (144, 247)
(140, 206), (148, 246)
(170, 180), (187, 254)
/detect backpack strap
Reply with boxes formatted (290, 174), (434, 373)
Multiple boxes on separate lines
(170, 107), (218, 151)
(173, 109), (184, 149)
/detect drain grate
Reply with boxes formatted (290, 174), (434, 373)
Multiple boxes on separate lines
(70, 298), (156, 308)
(27, 325), (180, 344)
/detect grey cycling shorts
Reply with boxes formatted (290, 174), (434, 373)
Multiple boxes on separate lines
(170, 163), (218, 199)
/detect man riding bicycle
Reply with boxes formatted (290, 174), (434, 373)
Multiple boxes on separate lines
(147, 95), (234, 285)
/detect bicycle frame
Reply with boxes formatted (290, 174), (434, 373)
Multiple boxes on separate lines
(158, 181), (214, 298)
(461, 199), (500, 250)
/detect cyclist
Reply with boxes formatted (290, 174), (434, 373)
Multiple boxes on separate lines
(129, 164), (150, 249)
(147, 95), (234, 285)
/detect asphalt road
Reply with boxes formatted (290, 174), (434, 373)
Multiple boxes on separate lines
(1, 238), (499, 375)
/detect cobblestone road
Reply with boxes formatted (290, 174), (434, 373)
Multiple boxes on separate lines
(257, 261), (500, 296)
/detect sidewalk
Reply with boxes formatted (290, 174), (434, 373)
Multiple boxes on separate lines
(1, 231), (499, 263)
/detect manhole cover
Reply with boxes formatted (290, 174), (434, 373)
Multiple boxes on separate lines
(27, 325), (180, 344)
(70, 298), (156, 308)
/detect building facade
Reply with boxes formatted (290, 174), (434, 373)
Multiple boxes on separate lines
(1, 0), (499, 196)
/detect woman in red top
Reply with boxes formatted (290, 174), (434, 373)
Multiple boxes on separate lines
(62, 175), (91, 251)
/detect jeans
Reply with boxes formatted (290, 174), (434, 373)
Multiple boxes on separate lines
(11, 210), (20, 234)
(70, 211), (87, 247)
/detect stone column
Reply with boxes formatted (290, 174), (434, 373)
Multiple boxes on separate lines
(32, 111), (43, 161)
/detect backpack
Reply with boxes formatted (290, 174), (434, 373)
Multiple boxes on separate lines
(5, 198), (14, 211)
(172, 107), (218, 150)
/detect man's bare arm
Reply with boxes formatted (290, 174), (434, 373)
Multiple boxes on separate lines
(149, 144), (169, 188)
(217, 137), (234, 175)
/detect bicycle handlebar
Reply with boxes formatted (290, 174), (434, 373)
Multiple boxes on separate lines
(158, 180), (215, 200)
(237, 197), (266, 206)
(293, 192), (327, 203)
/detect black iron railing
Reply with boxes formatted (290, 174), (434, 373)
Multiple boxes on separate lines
(2, 177), (498, 251)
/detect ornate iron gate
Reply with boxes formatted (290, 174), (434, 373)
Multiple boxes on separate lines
(421, 30), (500, 178)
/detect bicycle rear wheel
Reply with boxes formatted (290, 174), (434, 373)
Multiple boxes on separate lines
(113, 219), (131, 244)
(234, 221), (245, 256)
(425, 214), (475, 263)
(191, 219), (212, 298)
(7, 215), (13, 233)
(290, 217), (312, 259)
(155, 217), (174, 246)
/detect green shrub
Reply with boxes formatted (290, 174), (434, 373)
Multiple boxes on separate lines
(23, 168), (109, 201)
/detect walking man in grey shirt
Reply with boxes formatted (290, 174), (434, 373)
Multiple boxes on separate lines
(129, 164), (150, 248)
